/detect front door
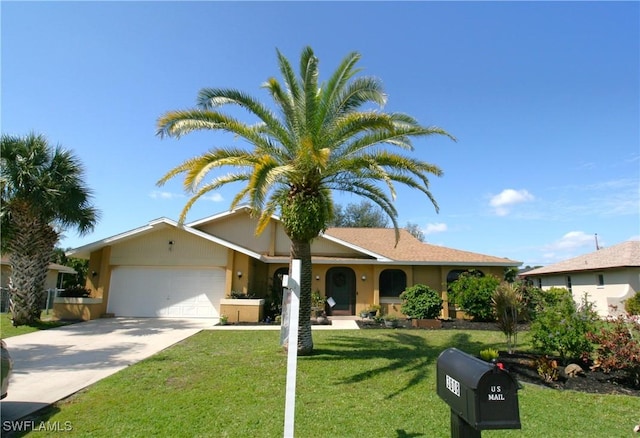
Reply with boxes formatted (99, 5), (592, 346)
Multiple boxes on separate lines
(326, 267), (356, 316)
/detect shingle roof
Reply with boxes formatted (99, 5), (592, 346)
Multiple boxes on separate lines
(523, 241), (640, 276)
(323, 228), (520, 266)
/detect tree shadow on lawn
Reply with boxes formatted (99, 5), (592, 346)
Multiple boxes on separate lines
(304, 330), (488, 400)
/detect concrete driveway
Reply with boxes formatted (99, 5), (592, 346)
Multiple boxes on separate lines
(0, 318), (211, 422)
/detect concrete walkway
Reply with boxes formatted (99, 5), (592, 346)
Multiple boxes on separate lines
(0, 316), (359, 423)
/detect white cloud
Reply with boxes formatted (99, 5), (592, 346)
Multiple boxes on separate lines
(149, 190), (184, 200)
(489, 189), (534, 216)
(201, 193), (224, 202)
(149, 191), (223, 202)
(546, 231), (595, 251)
(424, 222), (448, 235)
(540, 231), (598, 262)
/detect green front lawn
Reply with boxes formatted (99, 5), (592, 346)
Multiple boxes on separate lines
(1, 312), (72, 339)
(24, 329), (640, 437)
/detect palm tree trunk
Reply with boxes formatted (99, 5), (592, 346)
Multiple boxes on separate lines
(290, 238), (313, 355)
(7, 203), (58, 326)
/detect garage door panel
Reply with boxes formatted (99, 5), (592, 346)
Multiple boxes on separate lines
(108, 267), (224, 318)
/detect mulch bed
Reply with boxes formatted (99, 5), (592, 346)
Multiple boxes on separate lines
(356, 318), (640, 397)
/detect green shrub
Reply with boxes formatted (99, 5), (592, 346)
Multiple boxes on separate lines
(530, 292), (599, 362)
(400, 284), (443, 319)
(517, 283), (545, 321)
(493, 282), (523, 353)
(448, 272), (500, 321)
(479, 348), (499, 361)
(624, 292), (640, 315)
(539, 287), (572, 308)
(311, 290), (326, 308)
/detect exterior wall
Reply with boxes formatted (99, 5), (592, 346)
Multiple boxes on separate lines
(45, 271), (59, 290)
(197, 214), (274, 254)
(53, 298), (104, 320)
(249, 259), (270, 296)
(232, 252), (250, 295)
(110, 227), (227, 267)
(54, 247), (110, 320)
(219, 299), (265, 323)
(58, 228), (233, 321)
(260, 263), (511, 319)
(534, 267), (640, 317)
(197, 214), (365, 258)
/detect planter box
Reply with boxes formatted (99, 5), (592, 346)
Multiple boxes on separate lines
(411, 319), (442, 329)
(219, 298), (265, 323)
(53, 297), (105, 321)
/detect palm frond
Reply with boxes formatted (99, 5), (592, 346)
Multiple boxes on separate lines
(157, 46), (454, 245)
(317, 51), (362, 124)
(276, 48), (302, 103)
(177, 172), (251, 223)
(262, 78), (299, 147)
(329, 76), (387, 117)
(300, 48), (320, 137)
(196, 88), (292, 147)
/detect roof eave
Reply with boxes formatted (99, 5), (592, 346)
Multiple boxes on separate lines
(522, 264), (640, 276)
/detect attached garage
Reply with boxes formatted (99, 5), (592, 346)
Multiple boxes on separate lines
(107, 266), (225, 318)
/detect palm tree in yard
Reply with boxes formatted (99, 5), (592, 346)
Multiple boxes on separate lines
(157, 47), (454, 354)
(1, 133), (98, 326)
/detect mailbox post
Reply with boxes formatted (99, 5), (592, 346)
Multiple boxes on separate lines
(437, 348), (521, 438)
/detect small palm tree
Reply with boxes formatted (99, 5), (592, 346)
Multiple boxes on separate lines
(1, 133), (98, 326)
(157, 47), (454, 354)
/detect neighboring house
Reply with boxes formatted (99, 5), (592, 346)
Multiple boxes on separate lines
(520, 241), (640, 317)
(59, 206), (521, 321)
(0, 257), (77, 312)
(0, 257), (77, 291)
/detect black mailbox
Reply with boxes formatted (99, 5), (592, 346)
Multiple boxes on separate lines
(437, 348), (521, 436)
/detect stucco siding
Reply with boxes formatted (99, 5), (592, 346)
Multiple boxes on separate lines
(45, 271), (59, 290)
(535, 268), (640, 317)
(413, 266), (443, 291)
(196, 214), (273, 254)
(110, 227), (227, 267)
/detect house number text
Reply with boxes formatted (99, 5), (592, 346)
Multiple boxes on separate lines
(446, 375), (460, 397)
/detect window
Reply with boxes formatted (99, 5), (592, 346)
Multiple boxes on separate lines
(597, 274), (604, 287)
(566, 276), (572, 292)
(537, 278), (542, 289)
(379, 269), (407, 298)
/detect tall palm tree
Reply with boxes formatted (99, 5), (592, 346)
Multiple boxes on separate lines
(1, 133), (99, 326)
(157, 47), (454, 354)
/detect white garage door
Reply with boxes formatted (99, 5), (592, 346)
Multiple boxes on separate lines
(108, 267), (225, 318)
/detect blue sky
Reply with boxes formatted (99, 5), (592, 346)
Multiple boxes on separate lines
(2, 1), (638, 267)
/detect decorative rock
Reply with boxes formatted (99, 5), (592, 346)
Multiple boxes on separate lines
(564, 363), (584, 377)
